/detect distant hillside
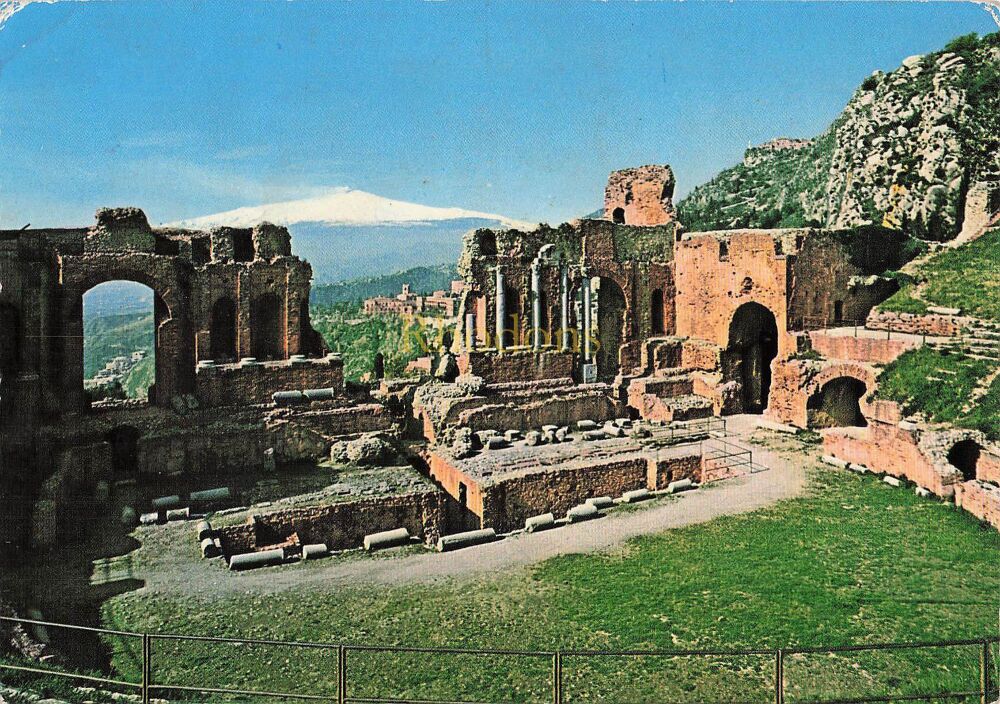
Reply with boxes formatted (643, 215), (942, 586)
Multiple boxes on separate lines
(678, 32), (1000, 241)
(83, 311), (152, 378)
(311, 264), (458, 307)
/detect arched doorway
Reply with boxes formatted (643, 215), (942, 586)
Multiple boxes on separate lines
(82, 281), (157, 402)
(726, 302), (778, 413)
(251, 293), (284, 360)
(947, 439), (980, 481)
(807, 377), (868, 428)
(594, 277), (626, 381)
(612, 207), (626, 224)
(210, 297), (238, 362)
(651, 288), (665, 335)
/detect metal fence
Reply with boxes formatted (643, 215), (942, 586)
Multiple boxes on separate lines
(3, 616), (996, 704)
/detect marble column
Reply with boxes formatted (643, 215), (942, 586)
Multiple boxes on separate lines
(582, 269), (592, 363)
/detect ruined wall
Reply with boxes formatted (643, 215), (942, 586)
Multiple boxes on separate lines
(954, 480), (1000, 529)
(865, 310), (962, 337)
(194, 355), (345, 407)
(604, 165), (677, 226)
(767, 359), (878, 428)
(807, 330), (920, 365)
(674, 231), (796, 357)
(216, 490), (445, 555)
(457, 350), (575, 385)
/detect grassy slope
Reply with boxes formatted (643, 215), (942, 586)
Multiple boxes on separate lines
(882, 229), (1000, 320)
(92, 464), (999, 702)
(876, 346), (1000, 438)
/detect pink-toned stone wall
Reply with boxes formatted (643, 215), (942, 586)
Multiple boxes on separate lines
(768, 359), (878, 428)
(458, 350), (576, 385)
(866, 310), (962, 337)
(604, 165), (676, 226)
(954, 480), (1000, 529)
(675, 232), (796, 359)
(808, 331), (920, 365)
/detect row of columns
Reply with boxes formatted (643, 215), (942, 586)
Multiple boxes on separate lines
(464, 262), (593, 362)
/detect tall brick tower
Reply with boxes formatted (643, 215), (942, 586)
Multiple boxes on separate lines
(604, 164), (677, 226)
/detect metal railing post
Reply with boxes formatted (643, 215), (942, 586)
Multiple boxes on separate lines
(552, 651), (563, 704)
(775, 649), (784, 704)
(141, 633), (150, 704)
(981, 639), (990, 704)
(338, 645), (347, 704)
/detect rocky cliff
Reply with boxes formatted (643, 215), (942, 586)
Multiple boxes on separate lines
(677, 32), (1000, 241)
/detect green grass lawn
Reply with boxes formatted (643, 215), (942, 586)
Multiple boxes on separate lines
(876, 346), (1000, 438)
(64, 463), (999, 704)
(882, 230), (1000, 320)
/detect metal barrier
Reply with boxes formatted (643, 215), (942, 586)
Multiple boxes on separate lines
(649, 416), (727, 447)
(3, 615), (996, 703)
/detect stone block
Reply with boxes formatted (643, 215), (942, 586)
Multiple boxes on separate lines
(524, 513), (556, 533)
(821, 455), (849, 469)
(302, 543), (329, 559)
(577, 420), (599, 430)
(667, 478), (694, 494)
(621, 488), (652, 503)
(229, 548), (285, 571)
(363, 527), (410, 551)
(566, 504), (600, 522)
(586, 496), (615, 510)
(883, 476), (902, 487)
(437, 528), (497, 552)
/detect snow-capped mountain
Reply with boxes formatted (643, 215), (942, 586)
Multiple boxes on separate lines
(170, 187), (533, 230)
(170, 188), (535, 282)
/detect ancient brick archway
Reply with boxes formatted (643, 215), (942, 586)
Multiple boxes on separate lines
(725, 302), (778, 413)
(807, 376), (868, 428)
(60, 253), (193, 409)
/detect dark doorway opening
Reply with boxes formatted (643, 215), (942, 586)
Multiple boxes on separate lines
(612, 207), (626, 224)
(251, 293), (283, 360)
(210, 297), (238, 362)
(834, 300), (844, 324)
(233, 231), (255, 262)
(595, 277), (626, 381)
(808, 377), (868, 428)
(503, 286), (521, 348)
(651, 288), (665, 335)
(726, 302), (779, 413)
(105, 426), (141, 478)
(947, 439), (981, 481)
(0, 303), (19, 415)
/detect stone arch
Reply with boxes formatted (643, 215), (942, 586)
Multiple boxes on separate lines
(251, 293), (284, 361)
(807, 376), (868, 428)
(594, 276), (626, 381)
(947, 439), (981, 481)
(725, 302), (779, 413)
(60, 253), (192, 408)
(209, 296), (238, 362)
(650, 288), (665, 335)
(612, 207), (626, 224)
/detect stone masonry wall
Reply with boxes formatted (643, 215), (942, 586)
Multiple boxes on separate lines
(458, 349), (576, 385)
(954, 480), (1000, 529)
(866, 310), (962, 337)
(195, 356), (345, 407)
(216, 490), (445, 555)
(808, 330), (920, 365)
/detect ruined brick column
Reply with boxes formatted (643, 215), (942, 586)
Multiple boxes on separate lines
(465, 313), (476, 351)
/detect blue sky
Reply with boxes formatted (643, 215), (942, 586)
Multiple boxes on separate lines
(0, 1), (996, 229)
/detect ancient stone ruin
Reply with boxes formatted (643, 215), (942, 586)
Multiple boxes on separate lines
(2, 163), (997, 569)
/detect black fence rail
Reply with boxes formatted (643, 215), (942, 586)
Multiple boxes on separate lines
(3, 616), (997, 704)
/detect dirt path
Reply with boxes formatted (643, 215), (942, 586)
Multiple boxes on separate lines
(136, 416), (810, 596)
